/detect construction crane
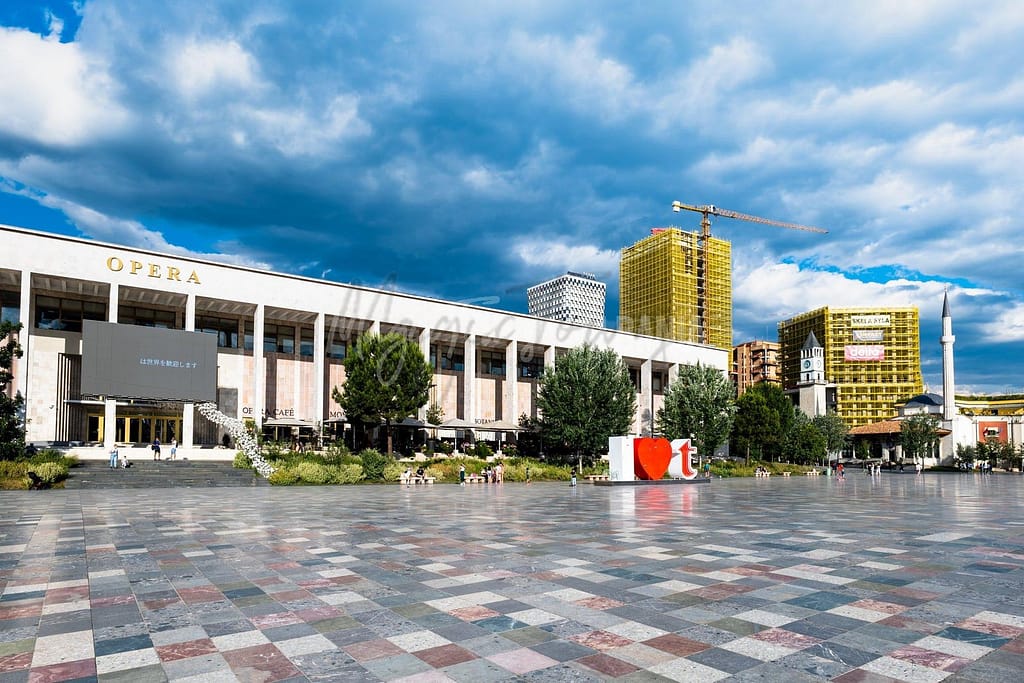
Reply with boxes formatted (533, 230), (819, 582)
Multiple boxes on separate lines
(670, 200), (827, 346)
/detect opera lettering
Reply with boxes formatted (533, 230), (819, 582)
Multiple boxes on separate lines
(106, 256), (201, 284)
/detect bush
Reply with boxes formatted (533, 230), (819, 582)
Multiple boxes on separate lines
(233, 451), (252, 469)
(438, 441), (454, 455)
(473, 442), (494, 460)
(30, 449), (72, 466)
(322, 442), (351, 465)
(332, 463), (364, 484)
(268, 467), (300, 485)
(295, 461), (333, 484)
(358, 448), (390, 481)
(382, 462), (404, 482)
(30, 461), (68, 484)
(500, 443), (518, 458)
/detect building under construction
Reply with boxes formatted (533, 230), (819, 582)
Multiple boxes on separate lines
(619, 228), (732, 351)
(778, 307), (924, 427)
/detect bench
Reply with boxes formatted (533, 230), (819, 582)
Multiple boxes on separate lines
(805, 470), (821, 476)
(586, 474), (610, 481)
(411, 477), (435, 485)
(782, 472), (791, 477)
(465, 475), (486, 483)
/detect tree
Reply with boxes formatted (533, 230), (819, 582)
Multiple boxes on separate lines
(425, 402), (444, 426)
(744, 382), (794, 461)
(812, 412), (849, 462)
(331, 332), (433, 455)
(731, 389), (776, 464)
(0, 321), (26, 461)
(783, 411), (826, 465)
(535, 344), (635, 468)
(658, 363), (736, 463)
(900, 414), (940, 464)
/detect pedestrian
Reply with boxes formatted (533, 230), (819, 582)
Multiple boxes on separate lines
(152, 438), (161, 460)
(570, 469), (577, 487)
(459, 464), (466, 486)
(401, 467), (411, 487)
(837, 463), (845, 480)
(170, 439), (177, 461)
(495, 462), (504, 483)
(915, 459), (923, 476)
(703, 461), (710, 478)
(109, 443), (119, 469)
(526, 465), (531, 485)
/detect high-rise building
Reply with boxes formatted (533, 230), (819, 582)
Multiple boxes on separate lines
(619, 228), (732, 350)
(732, 340), (780, 394)
(778, 307), (924, 427)
(526, 271), (606, 327)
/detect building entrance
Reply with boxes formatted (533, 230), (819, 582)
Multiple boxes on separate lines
(86, 412), (182, 445)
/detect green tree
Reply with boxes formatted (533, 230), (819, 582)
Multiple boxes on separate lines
(535, 344), (635, 468)
(331, 332), (433, 455)
(658, 363), (736, 463)
(745, 382), (794, 461)
(854, 439), (871, 461)
(900, 414), (940, 464)
(425, 402), (444, 426)
(812, 412), (849, 462)
(783, 412), (826, 465)
(731, 390), (776, 464)
(0, 321), (26, 461)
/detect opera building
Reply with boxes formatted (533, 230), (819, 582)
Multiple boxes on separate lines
(1, 225), (727, 456)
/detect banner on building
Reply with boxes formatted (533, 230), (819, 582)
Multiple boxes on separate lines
(845, 345), (885, 361)
(850, 315), (890, 327)
(852, 329), (884, 342)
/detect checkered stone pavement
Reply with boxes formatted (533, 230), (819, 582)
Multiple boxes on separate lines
(2, 473), (1024, 681)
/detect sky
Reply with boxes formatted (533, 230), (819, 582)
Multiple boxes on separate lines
(1, 1), (1022, 396)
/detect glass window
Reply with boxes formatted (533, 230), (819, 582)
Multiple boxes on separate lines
(34, 295), (106, 332)
(197, 315), (238, 348)
(480, 350), (505, 377)
(264, 324), (295, 354)
(244, 321), (254, 351)
(520, 358), (544, 378)
(440, 348), (464, 371)
(119, 305), (177, 329)
(300, 328), (314, 357)
(1, 290), (20, 324)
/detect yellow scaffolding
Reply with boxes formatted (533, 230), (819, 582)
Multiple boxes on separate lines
(619, 228), (732, 350)
(778, 307), (924, 427)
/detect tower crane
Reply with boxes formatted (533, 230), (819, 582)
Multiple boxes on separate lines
(670, 200), (827, 346)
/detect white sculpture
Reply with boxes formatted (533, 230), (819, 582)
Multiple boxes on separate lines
(197, 403), (275, 478)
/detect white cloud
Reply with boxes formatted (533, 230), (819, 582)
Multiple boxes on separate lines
(171, 38), (261, 99)
(512, 238), (619, 275)
(0, 26), (129, 146)
(978, 302), (1024, 343)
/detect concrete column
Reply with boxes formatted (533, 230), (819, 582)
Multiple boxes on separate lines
(505, 339), (518, 422)
(314, 313), (325, 427)
(463, 335), (476, 422)
(254, 304), (265, 428)
(544, 345), (556, 371)
(368, 320), (380, 335)
(418, 327), (431, 420)
(668, 363), (680, 386)
(103, 283), (119, 448)
(641, 359), (653, 436)
(15, 270), (30, 402)
(182, 293), (195, 448)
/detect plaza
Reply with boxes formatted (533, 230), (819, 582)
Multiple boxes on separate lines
(2, 475), (1024, 682)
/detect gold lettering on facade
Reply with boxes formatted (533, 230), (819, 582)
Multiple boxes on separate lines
(105, 254), (201, 285)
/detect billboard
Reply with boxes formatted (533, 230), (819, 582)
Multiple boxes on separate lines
(852, 329), (884, 342)
(81, 320), (217, 401)
(845, 345), (885, 361)
(851, 315), (890, 327)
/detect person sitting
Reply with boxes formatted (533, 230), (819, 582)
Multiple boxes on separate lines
(415, 466), (426, 484)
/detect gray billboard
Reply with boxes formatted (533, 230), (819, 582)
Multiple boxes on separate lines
(81, 320), (217, 401)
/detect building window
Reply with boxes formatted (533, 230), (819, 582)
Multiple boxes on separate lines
(480, 350), (505, 377)
(196, 315), (239, 348)
(264, 323), (295, 354)
(119, 305), (177, 328)
(35, 295), (106, 332)
(628, 367), (640, 390)
(327, 333), (346, 360)
(1, 290), (20, 324)
(300, 328), (314, 357)
(520, 358), (544, 378)
(439, 348), (464, 371)
(244, 321), (254, 351)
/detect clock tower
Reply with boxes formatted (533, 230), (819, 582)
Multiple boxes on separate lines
(797, 331), (827, 417)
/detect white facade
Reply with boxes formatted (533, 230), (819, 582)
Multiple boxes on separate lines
(526, 272), (606, 328)
(1, 225), (726, 456)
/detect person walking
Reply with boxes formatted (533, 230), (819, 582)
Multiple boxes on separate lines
(169, 439), (177, 461)
(525, 465), (531, 485)
(109, 443), (119, 469)
(570, 469), (577, 487)
(495, 462), (504, 484)
(459, 464), (466, 486)
(152, 438), (161, 461)
(915, 459), (923, 476)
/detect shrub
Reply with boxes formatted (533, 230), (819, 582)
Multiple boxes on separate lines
(233, 451), (252, 469)
(332, 463), (364, 484)
(295, 461), (333, 484)
(358, 448), (390, 481)
(322, 442), (351, 465)
(473, 442), (493, 460)
(438, 441), (454, 455)
(30, 461), (68, 484)
(382, 462), (404, 482)
(30, 449), (69, 465)
(501, 443), (518, 458)
(268, 467), (300, 485)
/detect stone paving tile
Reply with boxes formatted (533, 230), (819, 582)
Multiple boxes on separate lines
(3, 475), (1024, 680)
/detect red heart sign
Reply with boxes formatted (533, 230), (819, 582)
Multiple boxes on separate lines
(633, 437), (671, 480)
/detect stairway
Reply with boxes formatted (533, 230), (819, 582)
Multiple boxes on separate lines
(64, 459), (270, 489)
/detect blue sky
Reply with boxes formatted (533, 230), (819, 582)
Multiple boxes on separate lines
(1, 1), (1022, 395)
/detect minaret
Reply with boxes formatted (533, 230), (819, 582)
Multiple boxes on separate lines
(941, 289), (956, 420)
